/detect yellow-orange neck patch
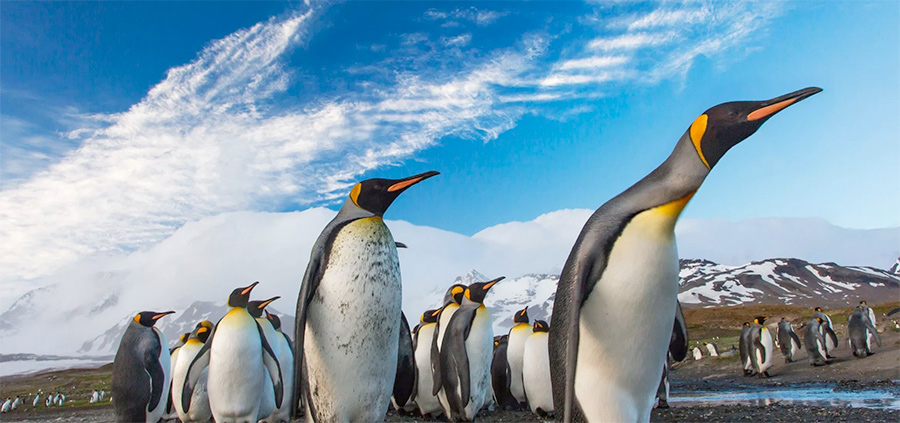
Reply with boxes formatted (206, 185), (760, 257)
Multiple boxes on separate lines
(654, 191), (696, 218)
(689, 114), (710, 169)
(349, 183), (362, 206)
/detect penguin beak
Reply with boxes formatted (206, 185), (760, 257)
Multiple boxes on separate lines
(387, 170), (440, 193)
(395, 242), (408, 249)
(747, 87), (822, 121)
(152, 311), (176, 320)
(241, 281), (260, 296)
(482, 276), (505, 291)
(259, 296), (280, 309)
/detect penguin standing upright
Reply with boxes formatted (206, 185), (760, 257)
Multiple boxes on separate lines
(505, 307), (530, 409)
(247, 297), (282, 423)
(776, 318), (802, 363)
(490, 335), (518, 410)
(391, 312), (417, 413)
(522, 320), (553, 417)
(656, 301), (687, 409)
(859, 301), (878, 347)
(182, 282), (283, 423)
(432, 284), (467, 409)
(293, 171), (439, 422)
(813, 307), (838, 357)
(414, 309), (443, 417)
(848, 305), (882, 357)
(439, 278), (503, 421)
(172, 322), (214, 423)
(264, 311), (294, 423)
(738, 322), (753, 375)
(548, 87), (821, 422)
(165, 332), (191, 420)
(749, 317), (774, 378)
(804, 317), (830, 366)
(111, 310), (175, 423)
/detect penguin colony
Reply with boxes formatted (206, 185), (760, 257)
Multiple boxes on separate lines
(103, 89), (825, 423)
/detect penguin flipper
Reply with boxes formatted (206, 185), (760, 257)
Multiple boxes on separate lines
(445, 307), (476, 409)
(670, 301), (689, 362)
(790, 330), (802, 351)
(824, 324), (839, 348)
(430, 315), (443, 396)
(865, 319), (882, 347)
(753, 332), (766, 366)
(181, 327), (214, 413)
(144, 335), (165, 413)
(258, 321), (284, 409)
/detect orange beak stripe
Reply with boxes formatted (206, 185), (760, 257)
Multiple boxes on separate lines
(388, 176), (425, 192)
(747, 97), (798, 121)
(241, 282), (259, 296)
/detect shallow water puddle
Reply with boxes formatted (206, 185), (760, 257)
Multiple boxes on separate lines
(670, 387), (900, 409)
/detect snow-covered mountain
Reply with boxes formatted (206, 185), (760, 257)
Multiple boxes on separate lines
(78, 301), (295, 355)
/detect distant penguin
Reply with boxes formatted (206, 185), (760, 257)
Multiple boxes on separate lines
(656, 301), (688, 409)
(12, 396), (19, 410)
(813, 307), (838, 357)
(691, 346), (702, 361)
(505, 306), (530, 409)
(100, 390), (106, 401)
(804, 317), (830, 366)
(548, 87), (822, 422)
(749, 316), (774, 378)
(739, 322), (753, 376)
(1, 398), (10, 413)
(89, 391), (98, 404)
(439, 278), (503, 421)
(391, 311), (417, 413)
(776, 318), (801, 363)
(33, 393), (41, 407)
(247, 297), (282, 423)
(490, 334), (518, 410)
(414, 309), (443, 417)
(849, 305), (882, 358)
(431, 284), (467, 399)
(111, 310), (175, 423)
(172, 322), (213, 423)
(523, 320), (553, 417)
(264, 311), (295, 423)
(292, 171), (438, 422)
(182, 282), (283, 423)
(704, 342), (719, 357)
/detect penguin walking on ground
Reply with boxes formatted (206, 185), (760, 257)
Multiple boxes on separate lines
(264, 311), (294, 423)
(656, 301), (688, 409)
(414, 309), (443, 417)
(490, 335), (518, 410)
(505, 307), (530, 409)
(813, 307), (838, 358)
(182, 282), (283, 423)
(1, 398), (10, 413)
(804, 317), (830, 366)
(548, 87), (821, 422)
(523, 320), (553, 418)
(89, 391), (97, 404)
(858, 301), (878, 347)
(391, 311), (417, 414)
(432, 284), (467, 409)
(749, 317), (774, 378)
(12, 396), (20, 410)
(293, 171), (439, 422)
(739, 322), (754, 375)
(248, 297), (283, 423)
(172, 322), (213, 423)
(776, 318), (802, 363)
(111, 310), (176, 423)
(439, 278), (503, 421)
(849, 305), (882, 357)
(691, 346), (702, 360)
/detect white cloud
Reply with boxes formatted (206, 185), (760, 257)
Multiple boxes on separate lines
(442, 33), (472, 47)
(538, 70), (632, 87)
(626, 8), (710, 31)
(423, 7), (508, 26)
(588, 32), (674, 51)
(557, 55), (629, 70)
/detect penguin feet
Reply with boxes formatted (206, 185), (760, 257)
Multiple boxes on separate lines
(657, 400), (670, 409)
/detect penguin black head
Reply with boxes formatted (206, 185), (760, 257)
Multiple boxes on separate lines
(814, 306), (823, 312)
(193, 324), (212, 343)
(688, 87), (821, 169)
(133, 310), (175, 327)
(347, 170), (440, 216)
(513, 307), (529, 324)
(248, 296), (280, 318)
(265, 310), (282, 330)
(464, 277), (504, 304)
(815, 317), (824, 324)
(178, 332), (190, 343)
(753, 316), (767, 325)
(227, 281), (259, 308)
(422, 308), (441, 324)
(859, 301), (867, 306)
(445, 284), (467, 306)
(532, 320), (550, 333)
(780, 317), (787, 322)
(742, 322), (750, 327)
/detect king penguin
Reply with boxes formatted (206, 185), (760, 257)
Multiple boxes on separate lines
(858, 301), (878, 348)
(848, 305), (882, 357)
(749, 316), (774, 378)
(165, 332), (191, 420)
(776, 318), (802, 363)
(656, 300), (687, 409)
(506, 307), (530, 409)
(182, 282), (283, 423)
(111, 310), (175, 423)
(292, 171), (439, 422)
(414, 309), (443, 417)
(523, 320), (553, 417)
(804, 317), (830, 366)
(813, 307), (838, 357)
(548, 87), (821, 422)
(739, 322), (753, 376)
(490, 334), (518, 410)
(172, 321), (214, 423)
(247, 296), (283, 423)
(391, 311), (417, 413)
(264, 310), (294, 423)
(439, 277), (503, 422)
(431, 283), (467, 402)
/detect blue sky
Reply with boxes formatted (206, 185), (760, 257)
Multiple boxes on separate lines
(1, 1), (898, 283)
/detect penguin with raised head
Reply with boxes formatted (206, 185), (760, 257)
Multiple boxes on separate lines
(172, 322), (213, 423)
(414, 309), (443, 417)
(111, 310), (175, 423)
(431, 284), (467, 402)
(182, 282), (283, 423)
(776, 318), (802, 363)
(804, 317), (830, 366)
(749, 316), (774, 378)
(548, 87), (821, 422)
(247, 296), (282, 423)
(656, 300), (688, 409)
(490, 334), (518, 410)
(391, 311), (417, 413)
(293, 171), (439, 421)
(264, 311), (294, 423)
(523, 320), (553, 417)
(813, 307), (838, 357)
(439, 277), (503, 421)
(505, 307), (530, 409)
(849, 305), (882, 358)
